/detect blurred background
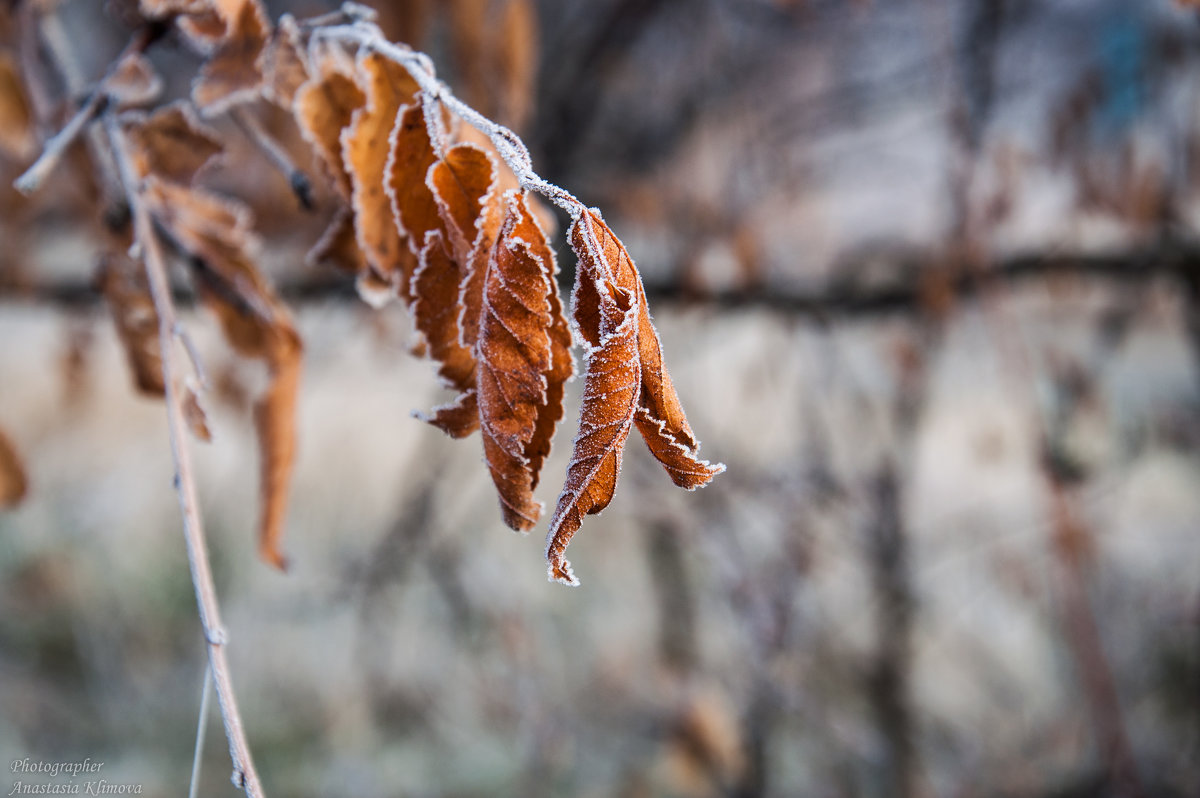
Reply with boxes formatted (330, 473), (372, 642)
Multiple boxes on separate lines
(1, 0), (1200, 796)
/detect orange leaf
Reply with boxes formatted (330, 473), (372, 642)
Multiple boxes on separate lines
(0, 426), (28, 509)
(121, 102), (223, 185)
(294, 58), (366, 201)
(343, 50), (419, 282)
(262, 13), (307, 108)
(411, 229), (478, 437)
(478, 190), (572, 530)
(191, 0), (271, 115)
(545, 278), (639, 585)
(0, 51), (35, 162)
(385, 102), (441, 282)
(98, 251), (165, 395)
(105, 52), (163, 108)
(427, 142), (502, 351)
(570, 210), (722, 485)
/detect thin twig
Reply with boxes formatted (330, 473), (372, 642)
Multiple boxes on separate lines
(188, 663), (213, 798)
(230, 107), (315, 210)
(13, 91), (107, 195)
(103, 112), (265, 798)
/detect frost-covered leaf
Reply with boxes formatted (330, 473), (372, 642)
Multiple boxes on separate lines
(385, 102), (441, 279)
(545, 278), (639, 585)
(478, 190), (572, 530)
(342, 50), (419, 282)
(262, 13), (307, 108)
(0, 427), (28, 509)
(105, 52), (163, 108)
(293, 47), (365, 200)
(570, 209), (722, 487)
(182, 380), (213, 442)
(411, 229), (478, 437)
(0, 51), (35, 162)
(142, 177), (301, 570)
(307, 204), (369, 274)
(427, 142), (501, 351)
(191, 0), (271, 115)
(98, 251), (164, 395)
(122, 102), (222, 184)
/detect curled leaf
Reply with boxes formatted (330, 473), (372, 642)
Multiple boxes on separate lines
(545, 279), (639, 585)
(0, 426), (28, 508)
(121, 102), (223, 185)
(98, 251), (164, 395)
(478, 191), (572, 530)
(105, 52), (164, 108)
(342, 50), (419, 281)
(262, 13), (307, 108)
(191, 0), (272, 115)
(182, 380), (213, 442)
(294, 55), (365, 200)
(570, 209), (722, 485)
(0, 51), (35, 162)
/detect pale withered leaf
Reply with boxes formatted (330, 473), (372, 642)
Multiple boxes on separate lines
(105, 52), (163, 109)
(182, 379), (213, 442)
(122, 102), (223, 185)
(262, 13), (308, 108)
(98, 251), (165, 395)
(191, 0), (272, 115)
(0, 51), (35, 162)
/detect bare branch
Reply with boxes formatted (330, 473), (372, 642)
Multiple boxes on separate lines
(230, 107), (315, 210)
(103, 112), (266, 798)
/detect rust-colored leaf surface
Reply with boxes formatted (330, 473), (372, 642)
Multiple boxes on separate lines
(545, 278), (639, 586)
(105, 52), (163, 108)
(182, 381), (213, 442)
(98, 251), (165, 395)
(0, 51), (35, 162)
(294, 58), (365, 200)
(478, 191), (572, 531)
(142, 177), (301, 570)
(411, 229), (478, 437)
(343, 50), (419, 281)
(262, 13), (307, 108)
(0, 427), (29, 509)
(191, 0), (271, 115)
(307, 204), (369, 275)
(570, 209), (722, 487)
(122, 102), (223, 184)
(428, 142), (501, 351)
(386, 102), (441, 273)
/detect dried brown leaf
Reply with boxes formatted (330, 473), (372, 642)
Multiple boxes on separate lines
(294, 60), (365, 200)
(191, 0), (271, 115)
(478, 191), (572, 530)
(0, 51), (35, 162)
(0, 427), (29, 508)
(182, 381), (213, 442)
(545, 279), (639, 585)
(106, 52), (163, 108)
(571, 209), (723, 488)
(412, 229), (478, 437)
(494, 0), (537, 131)
(386, 102), (441, 274)
(143, 178), (301, 570)
(428, 142), (502, 351)
(343, 50), (419, 281)
(122, 102), (223, 184)
(98, 251), (165, 395)
(262, 13), (307, 108)
(307, 204), (369, 275)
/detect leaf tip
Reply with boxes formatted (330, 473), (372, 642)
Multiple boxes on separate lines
(547, 558), (580, 587)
